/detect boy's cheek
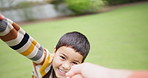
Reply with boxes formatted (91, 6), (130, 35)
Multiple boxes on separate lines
(50, 53), (55, 58)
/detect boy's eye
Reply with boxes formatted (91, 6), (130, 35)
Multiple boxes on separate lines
(72, 62), (78, 65)
(60, 56), (66, 60)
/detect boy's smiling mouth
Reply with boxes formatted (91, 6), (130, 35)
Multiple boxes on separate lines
(57, 68), (68, 76)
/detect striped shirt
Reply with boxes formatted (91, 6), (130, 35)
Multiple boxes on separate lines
(0, 17), (53, 78)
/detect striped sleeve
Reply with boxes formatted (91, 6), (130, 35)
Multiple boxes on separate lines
(32, 49), (53, 78)
(0, 17), (46, 64)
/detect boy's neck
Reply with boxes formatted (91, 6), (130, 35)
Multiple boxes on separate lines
(53, 70), (57, 78)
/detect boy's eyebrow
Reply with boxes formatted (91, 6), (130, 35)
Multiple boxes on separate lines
(61, 53), (68, 58)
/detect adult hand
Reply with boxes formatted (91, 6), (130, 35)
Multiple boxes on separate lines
(66, 63), (132, 78)
(66, 63), (111, 78)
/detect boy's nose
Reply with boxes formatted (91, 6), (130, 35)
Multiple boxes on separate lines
(62, 62), (71, 70)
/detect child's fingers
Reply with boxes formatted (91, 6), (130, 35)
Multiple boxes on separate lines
(0, 13), (5, 20)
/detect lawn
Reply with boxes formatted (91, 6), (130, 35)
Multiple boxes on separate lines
(0, 2), (148, 78)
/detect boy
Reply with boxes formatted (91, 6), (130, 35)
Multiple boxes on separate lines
(0, 14), (90, 78)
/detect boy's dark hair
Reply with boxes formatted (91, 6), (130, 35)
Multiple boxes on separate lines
(55, 31), (90, 62)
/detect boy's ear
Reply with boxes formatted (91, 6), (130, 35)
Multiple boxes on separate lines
(53, 48), (56, 53)
(51, 48), (56, 58)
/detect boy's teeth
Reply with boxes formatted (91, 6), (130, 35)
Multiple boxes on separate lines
(59, 69), (66, 73)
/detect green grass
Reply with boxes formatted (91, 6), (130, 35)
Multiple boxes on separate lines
(0, 2), (148, 78)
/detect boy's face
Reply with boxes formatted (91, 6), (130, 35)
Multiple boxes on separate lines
(52, 46), (83, 78)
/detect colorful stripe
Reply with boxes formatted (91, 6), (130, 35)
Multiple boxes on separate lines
(0, 17), (53, 78)
(6, 30), (24, 46)
(40, 55), (51, 76)
(10, 33), (29, 50)
(20, 40), (37, 56)
(0, 19), (7, 32)
(30, 47), (44, 61)
(0, 28), (18, 41)
(0, 19), (13, 36)
(0, 18), (45, 64)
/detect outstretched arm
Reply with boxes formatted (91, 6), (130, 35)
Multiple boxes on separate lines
(0, 14), (46, 64)
(66, 63), (148, 78)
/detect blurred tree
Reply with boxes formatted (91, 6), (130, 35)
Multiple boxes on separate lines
(65, 0), (104, 15)
(103, 0), (147, 5)
(49, 0), (65, 5)
(48, 0), (65, 11)
(65, 0), (90, 14)
(50, 0), (104, 15)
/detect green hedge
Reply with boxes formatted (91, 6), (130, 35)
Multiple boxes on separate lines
(103, 0), (146, 5)
(65, 0), (104, 15)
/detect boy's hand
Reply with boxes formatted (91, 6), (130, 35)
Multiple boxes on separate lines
(0, 13), (5, 20)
